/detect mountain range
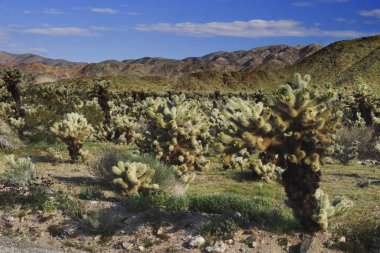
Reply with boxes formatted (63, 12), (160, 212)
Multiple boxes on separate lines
(0, 35), (379, 92)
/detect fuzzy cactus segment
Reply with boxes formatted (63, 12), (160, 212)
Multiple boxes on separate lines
(138, 94), (210, 173)
(112, 161), (159, 195)
(312, 189), (353, 231)
(50, 113), (94, 162)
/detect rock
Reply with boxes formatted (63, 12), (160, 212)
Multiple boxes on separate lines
(246, 235), (258, 248)
(4, 216), (15, 223)
(300, 235), (322, 253)
(189, 235), (206, 248)
(60, 228), (77, 239)
(338, 236), (346, 243)
(206, 241), (227, 253)
(101, 190), (117, 199)
(226, 239), (234, 245)
(122, 242), (133, 250)
(138, 245), (145, 252)
(156, 227), (165, 235)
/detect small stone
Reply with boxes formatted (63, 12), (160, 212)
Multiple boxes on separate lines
(156, 227), (165, 235)
(206, 241), (227, 253)
(4, 216), (15, 223)
(338, 236), (346, 243)
(250, 241), (258, 248)
(189, 235), (206, 248)
(138, 245), (145, 252)
(300, 235), (322, 253)
(226, 239), (234, 245)
(122, 242), (133, 250)
(60, 227), (77, 238)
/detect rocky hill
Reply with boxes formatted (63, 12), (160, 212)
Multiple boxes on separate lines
(0, 44), (322, 83)
(1, 35), (379, 92)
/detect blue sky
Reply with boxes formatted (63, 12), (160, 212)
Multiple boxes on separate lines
(0, 0), (379, 62)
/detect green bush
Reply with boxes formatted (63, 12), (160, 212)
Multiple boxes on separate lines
(84, 208), (121, 236)
(199, 212), (240, 239)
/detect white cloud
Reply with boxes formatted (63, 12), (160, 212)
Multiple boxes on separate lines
(359, 9), (380, 19)
(334, 18), (356, 24)
(136, 19), (366, 38)
(292, 0), (349, 7)
(126, 12), (139, 16)
(90, 26), (127, 32)
(24, 27), (97, 36)
(90, 8), (118, 14)
(292, 2), (314, 7)
(43, 8), (65, 15)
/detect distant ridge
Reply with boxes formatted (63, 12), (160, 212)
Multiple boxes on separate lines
(0, 35), (379, 93)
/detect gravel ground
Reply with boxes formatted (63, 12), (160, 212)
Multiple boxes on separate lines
(0, 236), (80, 253)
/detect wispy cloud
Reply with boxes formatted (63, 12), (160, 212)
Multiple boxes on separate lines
(24, 27), (96, 36)
(136, 19), (366, 38)
(334, 17), (356, 24)
(90, 26), (127, 32)
(43, 8), (65, 15)
(90, 8), (118, 14)
(359, 9), (380, 19)
(292, 0), (349, 7)
(292, 2), (314, 7)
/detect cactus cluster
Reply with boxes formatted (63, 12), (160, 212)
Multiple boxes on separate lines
(137, 94), (210, 174)
(50, 113), (94, 162)
(112, 161), (159, 195)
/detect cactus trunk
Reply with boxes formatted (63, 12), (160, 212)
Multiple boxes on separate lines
(68, 140), (82, 162)
(282, 164), (321, 232)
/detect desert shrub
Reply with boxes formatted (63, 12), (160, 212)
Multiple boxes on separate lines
(50, 113), (94, 162)
(88, 148), (119, 186)
(199, 212), (241, 239)
(84, 208), (121, 236)
(78, 185), (103, 200)
(125, 192), (297, 232)
(56, 194), (86, 220)
(334, 219), (380, 253)
(0, 155), (37, 188)
(333, 126), (375, 164)
(0, 118), (22, 150)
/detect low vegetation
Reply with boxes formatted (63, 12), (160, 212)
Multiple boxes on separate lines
(0, 69), (379, 252)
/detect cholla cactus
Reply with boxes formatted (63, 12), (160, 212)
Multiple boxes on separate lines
(0, 102), (15, 118)
(1, 155), (37, 188)
(138, 94), (211, 174)
(219, 73), (345, 231)
(50, 113), (94, 162)
(218, 97), (273, 168)
(268, 73), (343, 231)
(311, 189), (353, 230)
(110, 114), (139, 144)
(112, 161), (159, 195)
(251, 159), (284, 183)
